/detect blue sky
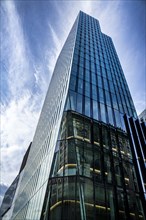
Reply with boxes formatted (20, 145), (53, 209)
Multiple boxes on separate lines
(0, 0), (146, 199)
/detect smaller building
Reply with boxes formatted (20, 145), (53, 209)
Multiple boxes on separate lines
(0, 143), (32, 220)
(0, 176), (19, 219)
(139, 109), (146, 122)
(124, 115), (146, 214)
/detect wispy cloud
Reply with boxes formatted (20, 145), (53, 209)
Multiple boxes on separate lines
(1, 93), (40, 185)
(1, 1), (43, 186)
(1, 1), (32, 98)
(45, 23), (62, 73)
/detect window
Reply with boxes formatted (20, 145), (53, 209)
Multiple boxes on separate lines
(92, 85), (97, 100)
(70, 91), (77, 111)
(85, 82), (90, 97)
(69, 75), (76, 91)
(85, 97), (91, 117)
(100, 103), (106, 123)
(99, 88), (104, 103)
(107, 106), (114, 125)
(78, 78), (83, 94)
(92, 100), (98, 120)
(76, 94), (82, 114)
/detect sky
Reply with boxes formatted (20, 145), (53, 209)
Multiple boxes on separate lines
(0, 0), (146, 202)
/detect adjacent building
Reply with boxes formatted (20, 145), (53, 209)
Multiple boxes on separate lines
(1, 11), (145, 220)
(0, 143), (32, 220)
(139, 109), (146, 122)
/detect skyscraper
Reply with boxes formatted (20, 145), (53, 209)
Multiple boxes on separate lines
(2, 11), (145, 220)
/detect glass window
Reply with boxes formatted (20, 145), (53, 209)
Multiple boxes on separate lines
(91, 73), (96, 85)
(95, 185), (105, 207)
(91, 62), (95, 73)
(106, 189), (116, 219)
(100, 103), (107, 123)
(69, 75), (76, 91)
(85, 60), (90, 70)
(79, 57), (84, 66)
(49, 179), (62, 220)
(78, 78), (83, 94)
(73, 55), (78, 65)
(62, 177), (77, 219)
(103, 78), (109, 91)
(84, 178), (94, 203)
(85, 82), (90, 97)
(92, 85), (97, 100)
(93, 124), (100, 146)
(107, 106), (114, 125)
(109, 81), (115, 93)
(102, 126), (109, 149)
(112, 94), (118, 110)
(78, 66), (84, 79)
(73, 117), (83, 138)
(104, 152), (112, 183)
(101, 67), (106, 78)
(114, 109), (121, 128)
(105, 91), (111, 106)
(76, 94), (83, 114)
(72, 64), (78, 73)
(85, 97), (91, 117)
(97, 75), (102, 88)
(84, 121), (91, 141)
(99, 88), (104, 103)
(117, 190), (126, 219)
(92, 100), (98, 121)
(85, 69), (90, 82)
(64, 95), (71, 111)
(70, 91), (77, 111)
(81, 147), (93, 177)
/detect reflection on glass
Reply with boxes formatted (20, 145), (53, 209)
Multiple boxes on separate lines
(76, 94), (82, 114)
(85, 97), (90, 117)
(92, 100), (98, 120)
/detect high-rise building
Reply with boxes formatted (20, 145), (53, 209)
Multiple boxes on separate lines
(2, 11), (145, 220)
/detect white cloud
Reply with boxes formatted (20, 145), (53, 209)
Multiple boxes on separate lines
(45, 23), (62, 74)
(0, 1), (44, 187)
(1, 1), (32, 98)
(1, 92), (41, 185)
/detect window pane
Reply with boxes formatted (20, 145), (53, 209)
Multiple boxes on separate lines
(92, 85), (97, 100)
(114, 109), (121, 128)
(85, 97), (91, 117)
(85, 82), (90, 97)
(92, 100), (98, 120)
(76, 94), (82, 114)
(107, 106), (114, 125)
(99, 88), (104, 103)
(100, 103), (106, 123)
(78, 79), (83, 94)
(70, 91), (76, 111)
(69, 75), (76, 91)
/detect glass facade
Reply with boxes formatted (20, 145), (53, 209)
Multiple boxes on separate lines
(7, 11), (145, 220)
(42, 111), (144, 220)
(66, 11), (137, 130)
(11, 14), (79, 220)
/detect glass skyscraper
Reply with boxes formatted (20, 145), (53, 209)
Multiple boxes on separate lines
(2, 11), (145, 220)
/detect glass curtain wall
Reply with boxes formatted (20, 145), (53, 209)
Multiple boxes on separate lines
(65, 11), (137, 130)
(42, 111), (144, 220)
